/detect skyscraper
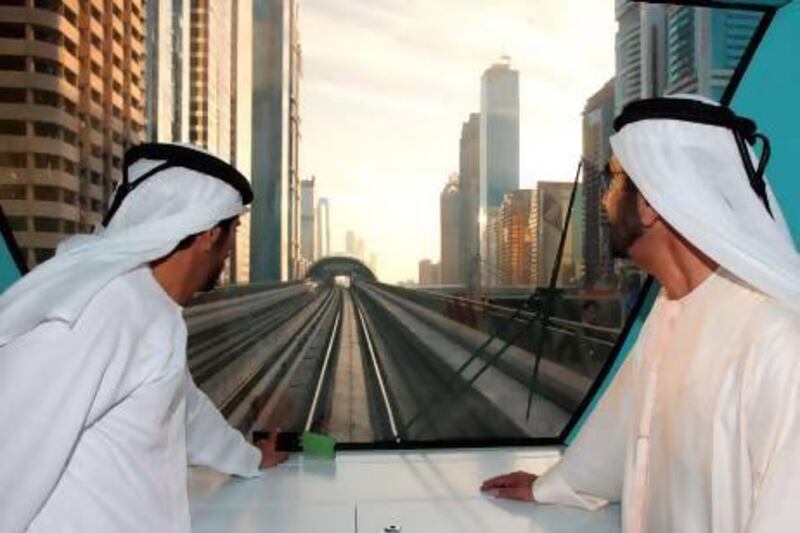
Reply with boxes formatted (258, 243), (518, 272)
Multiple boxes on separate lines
(498, 190), (535, 287)
(479, 58), (519, 210)
(531, 182), (584, 288)
(439, 174), (460, 285)
(615, 1), (666, 114)
(249, 0), (301, 282)
(188, 0), (234, 162)
(458, 113), (480, 291)
(316, 197), (330, 259)
(418, 259), (440, 286)
(145, 1), (176, 143)
(665, 6), (761, 101)
(300, 176), (315, 264)
(483, 208), (501, 288)
(582, 78), (617, 288)
(0, 0), (146, 268)
(479, 58), (519, 289)
(223, 0), (256, 284)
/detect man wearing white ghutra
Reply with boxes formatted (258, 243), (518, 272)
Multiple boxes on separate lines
(482, 96), (800, 532)
(0, 144), (287, 533)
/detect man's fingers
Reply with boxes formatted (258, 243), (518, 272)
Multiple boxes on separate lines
(495, 487), (533, 501)
(480, 474), (513, 490)
(262, 451), (289, 468)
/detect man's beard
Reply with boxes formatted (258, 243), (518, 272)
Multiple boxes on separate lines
(202, 261), (225, 292)
(609, 190), (644, 258)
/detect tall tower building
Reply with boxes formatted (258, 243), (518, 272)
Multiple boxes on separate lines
(458, 112), (480, 292)
(582, 78), (617, 288)
(531, 182), (583, 288)
(498, 189), (535, 287)
(316, 196), (330, 259)
(615, 1), (666, 114)
(418, 259), (440, 286)
(0, 0), (146, 268)
(479, 58), (519, 289)
(145, 0), (176, 143)
(230, 0), (252, 284)
(439, 174), (460, 285)
(665, 6), (761, 101)
(187, 0), (233, 161)
(479, 58), (519, 211)
(249, 0), (301, 282)
(483, 209), (501, 288)
(300, 176), (315, 264)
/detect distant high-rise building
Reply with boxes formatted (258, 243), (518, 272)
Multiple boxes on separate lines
(300, 177), (315, 263)
(615, 1), (666, 114)
(188, 0), (233, 161)
(582, 79), (617, 288)
(146, 1), (177, 143)
(498, 190), (535, 286)
(249, 0), (302, 282)
(316, 197), (330, 259)
(665, 6), (760, 101)
(531, 182), (584, 287)
(479, 58), (519, 286)
(418, 259), (440, 286)
(458, 113), (480, 291)
(286, 0), (302, 280)
(440, 174), (460, 285)
(483, 208), (501, 288)
(0, 0), (146, 268)
(227, 0), (254, 284)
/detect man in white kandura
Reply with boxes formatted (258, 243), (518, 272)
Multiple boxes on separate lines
(481, 96), (800, 532)
(0, 144), (287, 533)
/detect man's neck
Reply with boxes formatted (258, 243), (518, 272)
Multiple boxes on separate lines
(637, 233), (719, 300)
(150, 262), (195, 306)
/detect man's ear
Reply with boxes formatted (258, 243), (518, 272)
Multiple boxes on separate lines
(197, 226), (222, 252)
(637, 193), (659, 228)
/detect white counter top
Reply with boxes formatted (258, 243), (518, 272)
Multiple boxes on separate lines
(189, 447), (620, 532)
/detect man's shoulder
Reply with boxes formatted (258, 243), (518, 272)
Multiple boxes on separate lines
(88, 268), (183, 327)
(750, 291), (799, 337)
(744, 296), (800, 375)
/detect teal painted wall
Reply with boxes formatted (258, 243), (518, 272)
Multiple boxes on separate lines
(0, 235), (21, 292)
(732, 0), (800, 244)
(568, 0), (798, 443)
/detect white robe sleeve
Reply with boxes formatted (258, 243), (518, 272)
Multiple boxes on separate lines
(743, 314), (800, 532)
(533, 340), (640, 510)
(0, 318), (139, 533)
(184, 371), (262, 478)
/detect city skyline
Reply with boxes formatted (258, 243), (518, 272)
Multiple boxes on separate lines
(301, 0), (617, 283)
(1, 1), (758, 286)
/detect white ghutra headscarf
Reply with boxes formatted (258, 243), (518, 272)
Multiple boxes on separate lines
(0, 143), (252, 346)
(610, 95), (799, 310)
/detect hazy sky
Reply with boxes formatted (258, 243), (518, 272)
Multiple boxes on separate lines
(300, 0), (616, 283)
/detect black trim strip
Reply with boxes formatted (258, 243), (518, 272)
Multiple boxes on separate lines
(634, 0), (777, 12)
(613, 97), (758, 135)
(0, 204), (28, 275)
